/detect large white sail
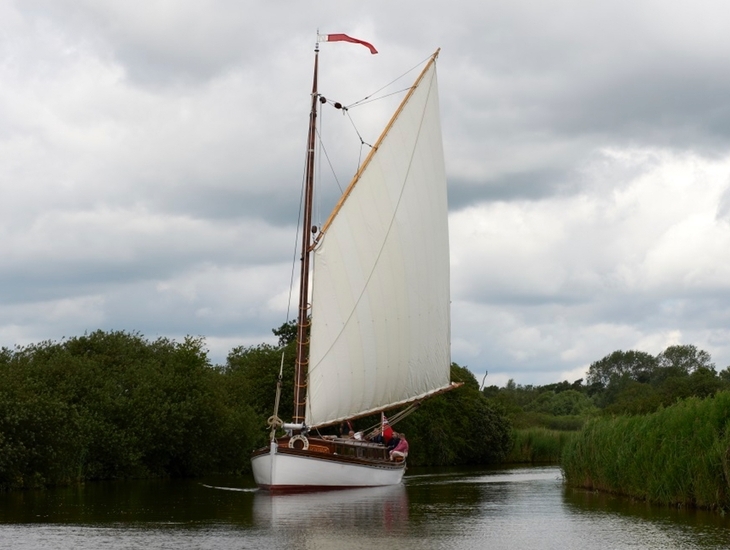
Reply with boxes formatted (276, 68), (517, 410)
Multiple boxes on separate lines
(305, 56), (451, 428)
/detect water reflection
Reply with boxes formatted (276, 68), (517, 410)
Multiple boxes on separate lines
(564, 486), (730, 549)
(404, 465), (568, 544)
(0, 477), (259, 525)
(254, 485), (408, 533)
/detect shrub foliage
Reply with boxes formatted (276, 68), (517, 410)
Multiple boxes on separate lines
(0, 329), (513, 489)
(0, 331), (259, 490)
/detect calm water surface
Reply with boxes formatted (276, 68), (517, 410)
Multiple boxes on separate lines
(1, 465), (729, 549)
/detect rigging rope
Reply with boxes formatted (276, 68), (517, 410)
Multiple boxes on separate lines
(345, 54), (433, 110)
(361, 402), (422, 438)
(315, 54), (432, 178)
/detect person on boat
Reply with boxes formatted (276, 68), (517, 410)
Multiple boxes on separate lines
(387, 433), (401, 452)
(339, 420), (354, 438)
(369, 430), (385, 444)
(383, 423), (394, 444)
(389, 433), (409, 461)
(369, 426), (394, 446)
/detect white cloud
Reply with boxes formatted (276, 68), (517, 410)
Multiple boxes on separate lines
(450, 148), (730, 383)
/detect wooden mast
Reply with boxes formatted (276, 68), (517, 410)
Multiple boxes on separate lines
(292, 42), (319, 425)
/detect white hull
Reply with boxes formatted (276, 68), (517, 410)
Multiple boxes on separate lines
(252, 441), (405, 491)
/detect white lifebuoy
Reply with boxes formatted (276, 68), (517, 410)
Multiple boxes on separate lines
(288, 434), (309, 450)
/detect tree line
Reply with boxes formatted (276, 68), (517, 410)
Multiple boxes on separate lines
(0, 331), (260, 490)
(483, 344), (729, 426)
(5, 325), (720, 492)
(0, 327), (511, 491)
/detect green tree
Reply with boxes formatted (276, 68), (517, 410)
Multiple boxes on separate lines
(398, 364), (512, 466)
(656, 344), (714, 375)
(587, 344), (725, 414)
(272, 319), (298, 347)
(718, 366), (730, 384)
(525, 390), (594, 416)
(0, 331), (261, 490)
(224, 342), (295, 423)
(603, 380), (661, 415)
(586, 350), (658, 389)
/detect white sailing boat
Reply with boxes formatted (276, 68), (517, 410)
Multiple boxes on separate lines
(251, 37), (457, 491)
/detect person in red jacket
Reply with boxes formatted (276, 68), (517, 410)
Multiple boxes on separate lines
(389, 433), (408, 461)
(381, 413), (394, 444)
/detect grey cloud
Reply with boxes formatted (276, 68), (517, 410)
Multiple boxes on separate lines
(447, 170), (577, 208)
(4, 0), (730, 384)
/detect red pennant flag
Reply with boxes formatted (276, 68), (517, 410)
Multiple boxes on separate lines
(318, 33), (378, 54)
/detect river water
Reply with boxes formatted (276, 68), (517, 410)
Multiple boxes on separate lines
(1, 465), (729, 549)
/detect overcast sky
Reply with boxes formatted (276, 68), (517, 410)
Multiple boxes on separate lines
(2, 0), (730, 387)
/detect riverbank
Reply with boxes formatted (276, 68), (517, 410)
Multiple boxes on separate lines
(561, 391), (730, 510)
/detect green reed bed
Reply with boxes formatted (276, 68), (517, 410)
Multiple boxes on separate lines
(507, 428), (577, 463)
(561, 391), (730, 509)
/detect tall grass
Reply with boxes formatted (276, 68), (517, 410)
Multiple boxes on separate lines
(561, 391), (730, 509)
(512, 412), (586, 431)
(507, 428), (577, 463)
